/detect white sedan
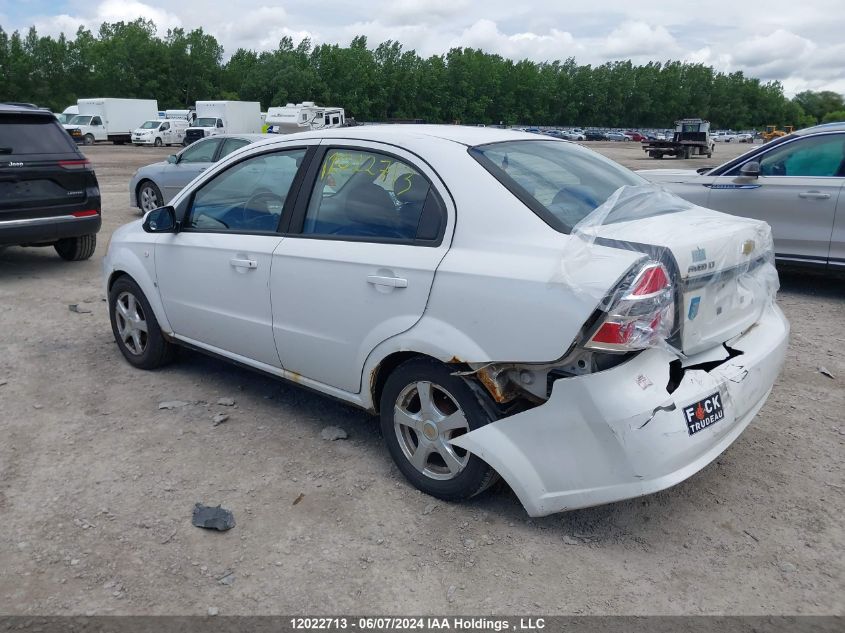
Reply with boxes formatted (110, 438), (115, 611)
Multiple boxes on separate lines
(103, 126), (789, 516)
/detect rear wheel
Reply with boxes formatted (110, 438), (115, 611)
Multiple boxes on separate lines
(54, 234), (96, 261)
(108, 276), (174, 369)
(137, 181), (164, 213)
(380, 358), (497, 501)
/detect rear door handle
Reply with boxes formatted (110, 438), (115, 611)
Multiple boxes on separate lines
(367, 275), (408, 288)
(230, 257), (257, 269)
(798, 191), (830, 199)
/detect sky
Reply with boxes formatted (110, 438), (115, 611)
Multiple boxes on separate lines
(2, 0), (844, 96)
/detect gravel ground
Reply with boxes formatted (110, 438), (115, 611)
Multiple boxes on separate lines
(0, 140), (842, 616)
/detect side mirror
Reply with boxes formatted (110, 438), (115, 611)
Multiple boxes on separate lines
(740, 161), (761, 178)
(142, 206), (178, 233)
(167, 154), (178, 164)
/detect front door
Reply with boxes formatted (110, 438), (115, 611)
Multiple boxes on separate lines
(158, 137), (222, 201)
(704, 131), (845, 265)
(271, 143), (453, 393)
(155, 147), (309, 367)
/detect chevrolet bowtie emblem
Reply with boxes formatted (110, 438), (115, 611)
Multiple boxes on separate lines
(741, 240), (754, 255)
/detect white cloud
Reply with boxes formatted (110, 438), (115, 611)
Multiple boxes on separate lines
(12, 0), (845, 96)
(33, 0), (181, 37)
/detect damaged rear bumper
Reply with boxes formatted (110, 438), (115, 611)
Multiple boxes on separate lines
(450, 304), (789, 516)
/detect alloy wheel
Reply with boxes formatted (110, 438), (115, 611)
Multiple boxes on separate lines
(393, 381), (470, 480)
(114, 291), (148, 355)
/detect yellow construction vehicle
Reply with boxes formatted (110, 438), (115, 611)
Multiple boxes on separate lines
(761, 125), (794, 142)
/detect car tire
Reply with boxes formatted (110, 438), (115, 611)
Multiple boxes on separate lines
(83, 134), (95, 146)
(54, 234), (96, 261)
(108, 276), (175, 370)
(154, 137), (163, 147)
(380, 358), (498, 502)
(137, 181), (164, 213)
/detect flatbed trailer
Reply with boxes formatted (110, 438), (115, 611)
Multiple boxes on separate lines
(643, 118), (715, 159)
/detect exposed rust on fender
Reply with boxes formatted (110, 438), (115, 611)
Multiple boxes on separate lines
(447, 356), (462, 364)
(475, 366), (518, 404)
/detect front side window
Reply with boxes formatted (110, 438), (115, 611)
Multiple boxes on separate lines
(470, 140), (644, 232)
(91, 117), (102, 126)
(751, 134), (845, 177)
(187, 149), (306, 233)
(160, 122), (170, 131)
(179, 138), (221, 163)
(302, 148), (442, 241)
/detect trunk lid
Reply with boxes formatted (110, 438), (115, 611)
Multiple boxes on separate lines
(579, 191), (777, 355)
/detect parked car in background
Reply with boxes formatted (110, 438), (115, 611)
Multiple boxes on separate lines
(735, 133), (754, 143)
(0, 103), (101, 260)
(105, 125), (788, 516)
(132, 118), (189, 147)
(626, 131), (647, 142)
(584, 130), (605, 141)
(129, 134), (271, 212)
(563, 129), (586, 141)
(714, 132), (736, 142)
(604, 131), (631, 141)
(638, 122), (845, 271)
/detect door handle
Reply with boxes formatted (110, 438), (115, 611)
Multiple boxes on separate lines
(798, 191), (830, 199)
(367, 275), (408, 288)
(230, 257), (257, 269)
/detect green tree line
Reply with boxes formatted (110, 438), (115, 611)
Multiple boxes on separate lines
(1, 18), (843, 129)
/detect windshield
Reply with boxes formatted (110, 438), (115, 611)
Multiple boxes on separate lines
(193, 117), (216, 127)
(140, 120), (160, 129)
(68, 115), (92, 126)
(469, 140), (645, 233)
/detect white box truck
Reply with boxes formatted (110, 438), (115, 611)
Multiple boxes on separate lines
(63, 98), (158, 145)
(185, 101), (262, 144)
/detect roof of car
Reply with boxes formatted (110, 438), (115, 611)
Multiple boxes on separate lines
(795, 122), (845, 135)
(271, 124), (542, 148)
(0, 103), (53, 115)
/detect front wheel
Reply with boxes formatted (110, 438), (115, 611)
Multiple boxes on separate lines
(83, 134), (95, 146)
(154, 137), (163, 147)
(380, 358), (498, 501)
(137, 181), (163, 213)
(108, 276), (174, 369)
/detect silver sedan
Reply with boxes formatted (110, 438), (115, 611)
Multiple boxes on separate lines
(638, 122), (845, 272)
(129, 134), (272, 213)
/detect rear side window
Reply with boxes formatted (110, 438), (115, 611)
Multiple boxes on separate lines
(0, 114), (78, 154)
(301, 148), (443, 243)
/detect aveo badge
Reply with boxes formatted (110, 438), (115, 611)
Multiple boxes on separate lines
(683, 392), (725, 435)
(688, 296), (701, 320)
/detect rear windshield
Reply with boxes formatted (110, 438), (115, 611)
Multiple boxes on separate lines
(469, 140), (644, 233)
(0, 114), (78, 155)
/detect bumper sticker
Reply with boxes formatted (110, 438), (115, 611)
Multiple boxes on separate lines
(682, 392), (724, 435)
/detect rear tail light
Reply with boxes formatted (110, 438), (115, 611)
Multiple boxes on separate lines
(59, 159), (91, 170)
(585, 261), (674, 352)
(71, 209), (99, 218)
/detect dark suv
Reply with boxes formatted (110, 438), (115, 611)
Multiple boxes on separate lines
(0, 103), (101, 260)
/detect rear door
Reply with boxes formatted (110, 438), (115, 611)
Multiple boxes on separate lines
(703, 131), (845, 265)
(0, 110), (98, 227)
(270, 142), (453, 393)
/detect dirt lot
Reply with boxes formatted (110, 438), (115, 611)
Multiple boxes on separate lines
(0, 140), (842, 616)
